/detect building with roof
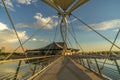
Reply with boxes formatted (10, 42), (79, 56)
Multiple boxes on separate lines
(26, 42), (79, 56)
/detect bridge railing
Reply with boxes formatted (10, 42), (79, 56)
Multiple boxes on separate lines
(0, 55), (60, 80)
(70, 54), (120, 80)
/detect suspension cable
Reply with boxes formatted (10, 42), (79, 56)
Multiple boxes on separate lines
(2, 14), (57, 75)
(4, 14), (58, 60)
(100, 29), (120, 70)
(2, 1), (58, 74)
(69, 16), (84, 52)
(69, 28), (84, 52)
(1, 0), (25, 53)
(60, 17), (68, 55)
(45, 15), (61, 56)
(67, 34), (73, 48)
(68, 17), (76, 48)
(69, 16), (76, 37)
(53, 15), (61, 41)
(72, 14), (120, 50)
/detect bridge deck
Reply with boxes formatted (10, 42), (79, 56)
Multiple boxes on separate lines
(32, 56), (106, 80)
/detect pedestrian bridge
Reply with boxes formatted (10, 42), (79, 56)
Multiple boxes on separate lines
(0, 55), (120, 80)
(29, 56), (105, 80)
(0, 55), (113, 80)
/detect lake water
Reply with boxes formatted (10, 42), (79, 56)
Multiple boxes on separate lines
(0, 59), (120, 80)
(82, 59), (120, 80)
(0, 61), (42, 80)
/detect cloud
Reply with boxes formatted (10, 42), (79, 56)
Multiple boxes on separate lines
(32, 38), (37, 41)
(17, 0), (38, 5)
(16, 23), (34, 28)
(84, 19), (120, 30)
(39, 39), (49, 43)
(0, 29), (27, 43)
(34, 13), (57, 29)
(0, 22), (28, 44)
(0, 0), (38, 11)
(0, 22), (9, 30)
(68, 18), (77, 23)
(1, 0), (15, 11)
(16, 13), (58, 29)
(31, 38), (49, 43)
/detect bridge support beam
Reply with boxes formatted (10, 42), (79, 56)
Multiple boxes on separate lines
(114, 60), (120, 74)
(32, 64), (37, 75)
(87, 59), (91, 70)
(94, 58), (102, 76)
(13, 60), (22, 80)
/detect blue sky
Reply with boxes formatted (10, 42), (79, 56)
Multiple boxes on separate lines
(0, 0), (120, 52)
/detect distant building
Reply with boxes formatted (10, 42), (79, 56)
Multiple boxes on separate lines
(26, 42), (79, 56)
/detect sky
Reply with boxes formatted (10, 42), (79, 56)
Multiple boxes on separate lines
(0, 0), (120, 52)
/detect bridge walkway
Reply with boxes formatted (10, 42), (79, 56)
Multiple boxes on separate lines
(30, 56), (106, 80)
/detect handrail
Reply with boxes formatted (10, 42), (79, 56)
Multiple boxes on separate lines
(70, 54), (120, 80)
(0, 55), (61, 80)
(0, 55), (58, 63)
(27, 56), (62, 80)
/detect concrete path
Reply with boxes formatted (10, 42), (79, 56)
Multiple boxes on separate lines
(33, 56), (106, 80)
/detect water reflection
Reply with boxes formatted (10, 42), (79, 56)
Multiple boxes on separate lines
(0, 59), (120, 80)
(0, 61), (36, 79)
(80, 59), (120, 80)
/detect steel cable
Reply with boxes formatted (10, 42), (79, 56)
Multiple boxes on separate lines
(72, 14), (120, 50)
(100, 29), (120, 70)
(3, 15), (58, 60)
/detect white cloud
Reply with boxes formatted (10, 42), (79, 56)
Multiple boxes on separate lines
(2, 0), (15, 11)
(17, 0), (31, 5)
(68, 18), (77, 23)
(0, 22), (9, 30)
(0, 22), (28, 44)
(16, 23), (34, 28)
(16, 13), (58, 29)
(86, 19), (120, 30)
(0, 29), (27, 43)
(0, 0), (38, 11)
(34, 13), (57, 29)
(39, 39), (49, 43)
(30, 38), (49, 43)
(17, 0), (38, 5)
(32, 38), (37, 41)
(31, 0), (38, 3)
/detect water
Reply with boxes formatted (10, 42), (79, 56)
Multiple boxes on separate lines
(0, 61), (42, 79)
(0, 58), (120, 80)
(82, 59), (120, 80)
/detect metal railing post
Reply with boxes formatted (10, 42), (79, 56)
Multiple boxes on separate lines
(94, 58), (102, 76)
(75, 56), (78, 63)
(78, 57), (81, 64)
(81, 59), (85, 66)
(87, 59), (91, 70)
(13, 60), (22, 80)
(114, 59), (120, 74)
(32, 64), (37, 75)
